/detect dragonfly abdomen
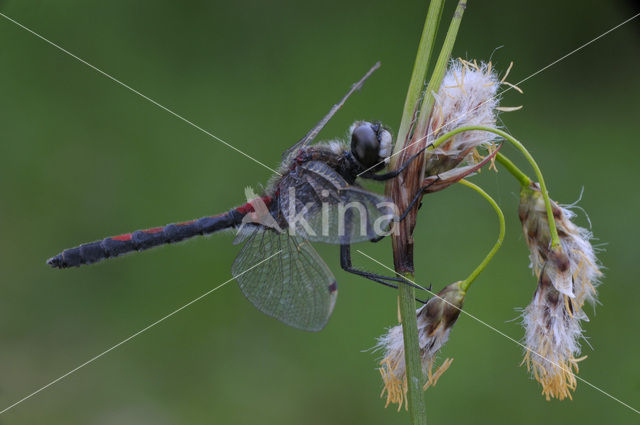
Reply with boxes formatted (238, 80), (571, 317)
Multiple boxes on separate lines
(47, 210), (244, 269)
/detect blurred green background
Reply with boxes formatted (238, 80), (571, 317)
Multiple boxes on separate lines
(1, 0), (639, 423)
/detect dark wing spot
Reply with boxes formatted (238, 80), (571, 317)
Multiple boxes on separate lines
(328, 281), (338, 293)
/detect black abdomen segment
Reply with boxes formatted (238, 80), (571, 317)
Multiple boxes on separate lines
(47, 210), (243, 269)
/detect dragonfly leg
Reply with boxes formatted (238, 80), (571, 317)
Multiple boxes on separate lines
(339, 244), (429, 293)
(395, 176), (442, 223)
(363, 177), (442, 243)
(363, 176), (442, 242)
(346, 273), (429, 305)
(360, 144), (431, 181)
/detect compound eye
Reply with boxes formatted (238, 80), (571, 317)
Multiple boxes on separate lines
(378, 129), (393, 160)
(351, 123), (379, 167)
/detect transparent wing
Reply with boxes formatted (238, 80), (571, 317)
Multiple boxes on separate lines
(231, 227), (338, 332)
(281, 62), (380, 163)
(278, 161), (394, 244)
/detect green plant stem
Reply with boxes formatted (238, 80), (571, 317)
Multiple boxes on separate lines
(390, 2), (450, 425)
(392, 3), (468, 424)
(415, 0), (467, 139)
(495, 152), (532, 187)
(428, 125), (561, 249)
(397, 277), (426, 422)
(392, 0), (446, 170)
(458, 179), (505, 293)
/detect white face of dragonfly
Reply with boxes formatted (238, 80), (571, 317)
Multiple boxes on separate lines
(350, 121), (393, 170)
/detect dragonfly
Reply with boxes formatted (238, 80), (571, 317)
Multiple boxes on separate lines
(47, 62), (431, 331)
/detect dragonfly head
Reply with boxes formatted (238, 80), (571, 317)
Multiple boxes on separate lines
(350, 121), (393, 171)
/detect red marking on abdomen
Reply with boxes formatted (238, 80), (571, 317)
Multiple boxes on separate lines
(177, 219), (196, 226)
(235, 196), (272, 215)
(235, 202), (254, 215)
(142, 227), (163, 234)
(112, 233), (132, 241)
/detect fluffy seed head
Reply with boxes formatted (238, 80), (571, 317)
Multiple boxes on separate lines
(424, 59), (501, 176)
(519, 184), (602, 305)
(375, 282), (464, 410)
(522, 268), (586, 400)
(519, 183), (602, 399)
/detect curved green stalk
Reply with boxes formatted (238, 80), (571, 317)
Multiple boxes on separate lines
(428, 125), (561, 249)
(495, 152), (532, 187)
(457, 180), (505, 293)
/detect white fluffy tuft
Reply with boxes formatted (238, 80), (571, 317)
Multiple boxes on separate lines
(428, 61), (499, 158)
